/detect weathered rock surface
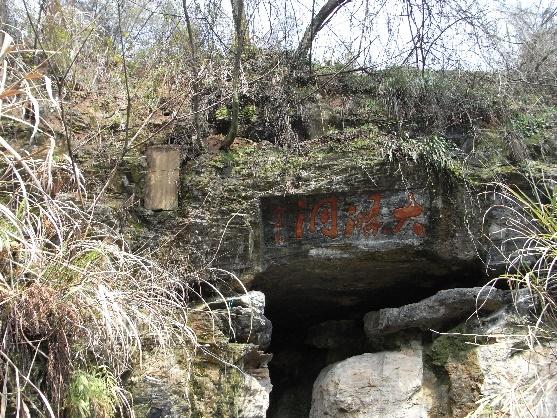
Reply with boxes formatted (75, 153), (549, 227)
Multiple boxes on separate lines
(210, 291), (273, 349)
(309, 343), (427, 418)
(171, 141), (492, 322)
(471, 310), (557, 417)
(128, 344), (272, 418)
(238, 374), (271, 418)
(428, 307), (557, 417)
(127, 298), (273, 418)
(105, 85), (556, 418)
(255, 183), (485, 322)
(364, 287), (512, 336)
(241, 346), (274, 417)
(307, 290), (557, 418)
(128, 350), (192, 418)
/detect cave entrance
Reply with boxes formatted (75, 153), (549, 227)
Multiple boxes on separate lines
(254, 263), (484, 418)
(253, 190), (485, 417)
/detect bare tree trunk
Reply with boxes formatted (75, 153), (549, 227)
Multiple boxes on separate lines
(182, 0), (205, 151)
(33, 0), (47, 52)
(294, 0), (353, 62)
(0, 0), (6, 45)
(220, 0), (245, 151)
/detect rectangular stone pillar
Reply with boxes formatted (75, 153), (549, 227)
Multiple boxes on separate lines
(144, 145), (180, 210)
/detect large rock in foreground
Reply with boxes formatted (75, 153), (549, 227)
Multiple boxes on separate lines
(309, 344), (427, 418)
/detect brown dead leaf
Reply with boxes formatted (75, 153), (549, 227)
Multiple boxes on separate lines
(24, 70), (43, 80)
(204, 134), (224, 154)
(0, 89), (22, 99)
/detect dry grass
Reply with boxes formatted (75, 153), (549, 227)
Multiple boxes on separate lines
(0, 31), (201, 417)
(470, 177), (557, 417)
(488, 178), (557, 332)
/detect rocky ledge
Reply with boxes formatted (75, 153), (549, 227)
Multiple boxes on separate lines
(309, 287), (557, 418)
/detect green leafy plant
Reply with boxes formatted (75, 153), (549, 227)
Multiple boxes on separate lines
(215, 105), (230, 120)
(381, 133), (460, 175)
(510, 110), (553, 141)
(65, 368), (121, 418)
(241, 104), (257, 123)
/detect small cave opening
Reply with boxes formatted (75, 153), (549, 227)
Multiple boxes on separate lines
(255, 263), (486, 418)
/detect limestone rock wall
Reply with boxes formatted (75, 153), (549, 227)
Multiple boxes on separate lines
(306, 288), (557, 418)
(126, 291), (272, 418)
(135, 137), (490, 288)
(122, 136), (545, 417)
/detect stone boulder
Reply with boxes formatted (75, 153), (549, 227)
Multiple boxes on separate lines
(307, 289), (556, 418)
(309, 342), (428, 418)
(128, 344), (272, 418)
(364, 287), (512, 337)
(459, 309), (557, 417)
(359, 290), (556, 417)
(210, 291), (273, 349)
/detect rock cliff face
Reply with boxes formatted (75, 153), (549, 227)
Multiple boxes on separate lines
(257, 186), (483, 323)
(308, 289), (557, 418)
(124, 133), (554, 417)
(128, 292), (273, 418)
(175, 139), (492, 327)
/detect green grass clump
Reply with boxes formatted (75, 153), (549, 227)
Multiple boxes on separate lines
(65, 368), (120, 418)
(381, 133), (462, 177)
(491, 179), (557, 325)
(474, 178), (557, 417)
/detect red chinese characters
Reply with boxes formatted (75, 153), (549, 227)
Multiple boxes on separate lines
(295, 199), (306, 240)
(272, 206), (286, 244)
(270, 192), (426, 244)
(308, 198), (338, 239)
(344, 205), (358, 238)
(344, 194), (382, 237)
(358, 193), (382, 236)
(393, 192), (425, 236)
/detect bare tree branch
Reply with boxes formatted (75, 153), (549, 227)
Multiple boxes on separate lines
(183, 0), (205, 151)
(294, 0), (353, 62)
(220, 0), (245, 151)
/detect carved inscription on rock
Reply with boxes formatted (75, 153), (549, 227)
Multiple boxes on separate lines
(261, 191), (428, 247)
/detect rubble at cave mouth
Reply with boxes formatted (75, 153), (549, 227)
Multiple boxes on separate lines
(261, 264), (486, 418)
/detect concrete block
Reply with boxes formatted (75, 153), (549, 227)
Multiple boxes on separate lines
(144, 145), (180, 210)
